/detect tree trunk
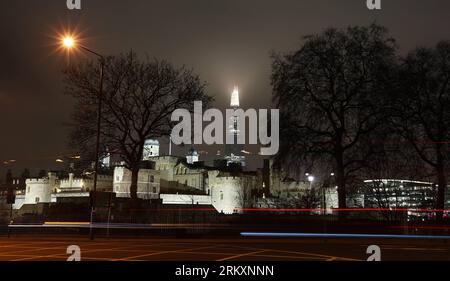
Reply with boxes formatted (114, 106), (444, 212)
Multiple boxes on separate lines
(435, 144), (446, 222)
(436, 164), (446, 222)
(130, 166), (139, 201)
(335, 147), (347, 220)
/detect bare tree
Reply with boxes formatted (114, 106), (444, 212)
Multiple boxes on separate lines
(394, 41), (450, 221)
(235, 176), (254, 212)
(298, 188), (321, 209)
(364, 180), (404, 221)
(272, 24), (397, 216)
(65, 51), (212, 200)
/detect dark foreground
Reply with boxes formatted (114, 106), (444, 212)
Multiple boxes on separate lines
(0, 235), (448, 261)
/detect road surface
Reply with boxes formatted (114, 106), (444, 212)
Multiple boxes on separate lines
(0, 235), (448, 261)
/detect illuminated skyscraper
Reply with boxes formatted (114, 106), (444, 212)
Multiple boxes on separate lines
(225, 86), (246, 168)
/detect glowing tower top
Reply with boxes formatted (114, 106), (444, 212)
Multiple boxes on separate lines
(230, 86), (240, 108)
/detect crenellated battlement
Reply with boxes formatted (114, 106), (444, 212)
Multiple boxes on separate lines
(60, 175), (112, 183)
(26, 178), (51, 184)
(60, 178), (84, 184)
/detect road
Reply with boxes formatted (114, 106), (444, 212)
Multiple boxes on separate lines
(0, 235), (448, 261)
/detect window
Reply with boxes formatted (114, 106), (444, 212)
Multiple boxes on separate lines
(153, 187), (157, 193)
(35, 197), (40, 203)
(220, 193), (224, 200)
(150, 175), (154, 183)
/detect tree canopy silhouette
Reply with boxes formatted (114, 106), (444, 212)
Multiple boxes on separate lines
(65, 51), (212, 200)
(393, 41), (450, 221)
(271, 24), (398, 213)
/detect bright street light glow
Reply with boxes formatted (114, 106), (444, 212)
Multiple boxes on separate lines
(308, 175), (315, 182)
(63, 37), (75, 48)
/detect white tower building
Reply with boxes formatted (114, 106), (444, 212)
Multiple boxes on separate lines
(143, 139), (160, 160)
(186, 148), (199, 164)
(24, 172), (58, 204)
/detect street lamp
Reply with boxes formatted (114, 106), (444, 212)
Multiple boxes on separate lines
(307, 175), (315, 186)
(61, 35), (105, 240)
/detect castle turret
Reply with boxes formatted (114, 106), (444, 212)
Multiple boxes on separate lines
(24, 172), (57, 204)
(143, 139), (160, 160)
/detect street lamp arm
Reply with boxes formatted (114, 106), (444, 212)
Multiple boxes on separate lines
(79, 45), (105, 61)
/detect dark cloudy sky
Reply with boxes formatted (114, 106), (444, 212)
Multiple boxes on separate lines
(1, 0), (450, 178)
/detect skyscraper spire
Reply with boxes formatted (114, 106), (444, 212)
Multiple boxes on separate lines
(230, 86), (240, 108)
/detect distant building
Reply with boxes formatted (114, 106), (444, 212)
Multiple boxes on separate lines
(59, 173), (112, 193)
(113, 161), (160, 199)
(362, 179), (436, 219)
(446, 187), (450, 210)
(101, 147), (111, 168)
(1, 169), (26, 194)
(186, 148), (199, 164)
(208, 170), (257, 214)
(24, 172), (58, 204)
(112, 155), (259, 214)
(173, 161), (208, 192)
(263, 159), (339, 211)
(16, 172), (113, 209)
(265, 158), (313, 199)
(142, 139), (160, 160)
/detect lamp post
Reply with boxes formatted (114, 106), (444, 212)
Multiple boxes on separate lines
(62, 36), (105, 240)
(307, 174), (319, 214)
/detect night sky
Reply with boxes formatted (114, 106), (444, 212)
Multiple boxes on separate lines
(1, 0), (450, 178)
